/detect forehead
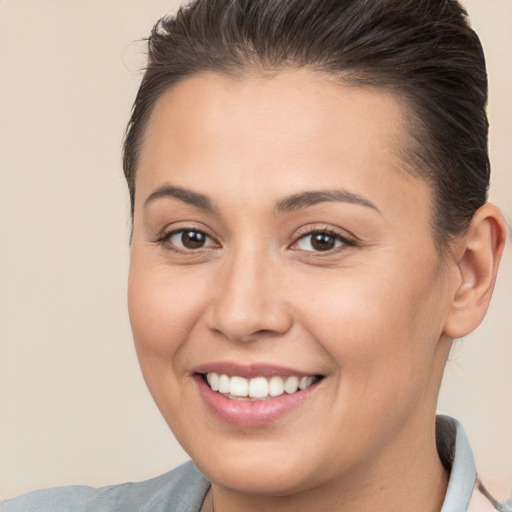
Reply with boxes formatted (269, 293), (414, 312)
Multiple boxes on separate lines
(136, 70), (431, 226)
(140, 70), (409, 170)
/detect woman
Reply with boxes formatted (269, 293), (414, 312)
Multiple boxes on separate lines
(2, 0), (510, 510)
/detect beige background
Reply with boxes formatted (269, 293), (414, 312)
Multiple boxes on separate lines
(0, 0), (511, 499)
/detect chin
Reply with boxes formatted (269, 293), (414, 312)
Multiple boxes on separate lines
(183, 434), (330, 497)
(200, 458), (316, 497)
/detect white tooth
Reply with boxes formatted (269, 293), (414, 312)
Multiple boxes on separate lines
(284, 376), (299, 394)
(230, 376), (249, 397)
(208, 372), (219, 391)
(249, 377), (269, 398)
(218, 374), (231, 394)
(268, 376), (285, 397)
(299, 376), (314, 390)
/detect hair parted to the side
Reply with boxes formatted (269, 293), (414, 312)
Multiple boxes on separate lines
(123, 0), (489, 246)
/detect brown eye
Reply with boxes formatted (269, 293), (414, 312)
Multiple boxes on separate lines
(311, 233), (337, 251)
(294, 230), (349, 252)
(181, 230), (206, 248)
(167, 229), (216, 250)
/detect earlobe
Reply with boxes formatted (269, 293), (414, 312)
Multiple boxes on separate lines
(443, 203), (507, 339)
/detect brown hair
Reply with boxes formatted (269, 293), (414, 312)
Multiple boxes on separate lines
(123, 0), (489, 246)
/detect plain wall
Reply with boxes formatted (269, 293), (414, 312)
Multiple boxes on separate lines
(0, 0), (511, 499)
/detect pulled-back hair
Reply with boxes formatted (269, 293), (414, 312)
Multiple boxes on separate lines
(123, 0), (489, 246)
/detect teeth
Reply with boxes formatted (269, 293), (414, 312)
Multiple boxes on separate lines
(249, 377), (268, 398)
(230, 376), (249, 397)
(218, 374), (231, 394)
(299, 376), (314, 390)
(207, 372), (219, 391)
(205, 373), (318, 399)
(284, 376), (299, 394)
(268, 376), (284, 397)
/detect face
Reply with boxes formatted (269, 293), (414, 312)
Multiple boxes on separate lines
(128, 70), (455, 496)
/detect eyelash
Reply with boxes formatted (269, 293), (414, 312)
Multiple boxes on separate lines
(153, 227), (357, 255)
(291, 229), (357, 254)
(153, 228), (218, 254)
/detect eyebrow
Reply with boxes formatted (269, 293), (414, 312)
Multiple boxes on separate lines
(144, 185), (216, 212)
(144, 184), (379, 215)
(275, 190), (380, 214)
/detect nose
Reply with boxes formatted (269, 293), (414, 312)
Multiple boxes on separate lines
(205, 249), (293, 342)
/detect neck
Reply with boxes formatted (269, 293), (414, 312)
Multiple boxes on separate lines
(202, 416), (449, 512)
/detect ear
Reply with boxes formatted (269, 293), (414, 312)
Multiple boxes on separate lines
(443, 203), (508, 339)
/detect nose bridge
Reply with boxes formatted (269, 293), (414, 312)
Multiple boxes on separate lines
(207, 243), (292, 341)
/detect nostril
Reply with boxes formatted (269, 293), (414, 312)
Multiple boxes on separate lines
(207, 317), (292, 343)
(253, 329), (278, 337)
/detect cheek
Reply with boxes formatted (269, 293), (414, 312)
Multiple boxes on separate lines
(295, 255), (448, 375)
(127, 258), (207, 364)
(291, 264), (448, 447)
(127, 258), (208, 434)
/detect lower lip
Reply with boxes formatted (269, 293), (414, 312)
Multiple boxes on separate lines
(195, 376), (318, 428)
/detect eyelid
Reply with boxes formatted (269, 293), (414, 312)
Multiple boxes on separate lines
(150, 222), (358, 255)
(151, 223), (221, 253)
(171, 229), (217, 247)
(289, 225), (358, 252)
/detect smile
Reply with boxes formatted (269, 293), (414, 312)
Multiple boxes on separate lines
(194, 366), (324, 427)
(205, 373), (320, 400)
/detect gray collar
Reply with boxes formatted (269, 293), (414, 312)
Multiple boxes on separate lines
(439, 415), (477, 512)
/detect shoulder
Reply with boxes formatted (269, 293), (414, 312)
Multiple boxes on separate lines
(0, 461), (210, 512)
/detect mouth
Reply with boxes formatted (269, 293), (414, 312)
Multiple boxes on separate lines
(193, 363), (325, 426)
(200, 372), (323, 401)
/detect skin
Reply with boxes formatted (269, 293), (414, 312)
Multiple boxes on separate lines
(128, 70), (506, 512)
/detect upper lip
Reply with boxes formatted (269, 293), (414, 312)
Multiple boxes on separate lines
(192, 362), (322, 379)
